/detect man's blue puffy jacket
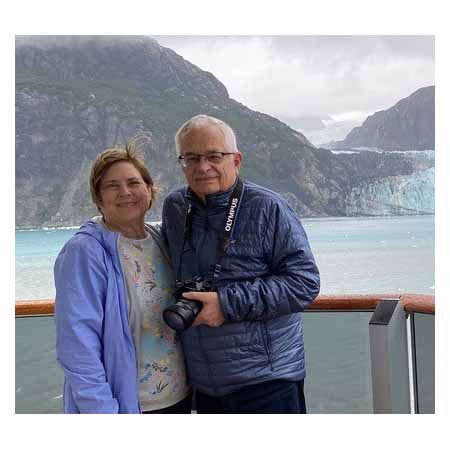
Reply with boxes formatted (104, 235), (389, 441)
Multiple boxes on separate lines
(162, 180), (320, 396)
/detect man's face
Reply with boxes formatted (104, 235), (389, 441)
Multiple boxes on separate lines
(179, 125), (242, 202)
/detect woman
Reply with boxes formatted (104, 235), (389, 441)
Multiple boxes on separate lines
(54, 140), (191, 413)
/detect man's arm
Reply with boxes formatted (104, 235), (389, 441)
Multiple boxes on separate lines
(54, 238), (119, 413)
(216, 200), (320, 323)
(160, 199), (169, 248)
(160, 191), (186, 264)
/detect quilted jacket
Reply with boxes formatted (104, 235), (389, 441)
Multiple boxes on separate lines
(162, 179), (320, 396)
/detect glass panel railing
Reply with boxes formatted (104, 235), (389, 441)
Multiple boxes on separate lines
(303, 311), (373, 413)
(413, 313), (435, 413)
(17, 310), (431, 414)
(16, 317), (63, 414)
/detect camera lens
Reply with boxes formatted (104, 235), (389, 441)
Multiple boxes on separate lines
(162, 308), (188, 331)
(163, 299), (202, 331)
(163, 307), (193, 331)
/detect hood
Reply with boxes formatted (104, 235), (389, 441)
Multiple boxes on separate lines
(74, 216), (167, 263)
(75, 216), (120, 256)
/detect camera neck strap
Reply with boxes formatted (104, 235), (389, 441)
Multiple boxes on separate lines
(177, 177), (244, 286)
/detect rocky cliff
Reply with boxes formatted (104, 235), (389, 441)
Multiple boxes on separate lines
(15, 36), (432, 228)
(334, 86), (435, 151)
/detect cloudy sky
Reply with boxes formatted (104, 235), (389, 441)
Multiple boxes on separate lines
(154, 35), (434, 129)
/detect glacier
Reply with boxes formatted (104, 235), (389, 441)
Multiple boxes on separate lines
(345, 167), (435, 216)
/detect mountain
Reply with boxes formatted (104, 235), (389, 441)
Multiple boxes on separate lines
(16, 36), (425, 228)
(334, 86), (435, 151)
(301, 119), (362, 147)
(277, 114), (330, 132)
(277, 114), (362, 147)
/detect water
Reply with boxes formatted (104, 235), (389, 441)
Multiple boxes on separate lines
(16, 228), (78, 301)
(303, 215), (435, 295)
(15, 215), (435, 413)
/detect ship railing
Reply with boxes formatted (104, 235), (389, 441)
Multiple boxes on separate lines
(15, 293), (435, 414)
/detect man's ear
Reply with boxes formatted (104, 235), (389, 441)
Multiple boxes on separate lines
(234, 151), (243, 170)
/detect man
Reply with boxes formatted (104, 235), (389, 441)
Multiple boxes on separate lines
(161, 114), (320, 413)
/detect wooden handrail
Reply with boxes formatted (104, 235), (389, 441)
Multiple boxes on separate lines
(310, 294), (435, 314)
(309, 295), (386, 311)
(15, 299), (55, 316)
(401, 293), (435, 315)
(15, 294), (435, 317)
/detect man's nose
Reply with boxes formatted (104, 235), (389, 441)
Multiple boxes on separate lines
(196, 156), (213, 170)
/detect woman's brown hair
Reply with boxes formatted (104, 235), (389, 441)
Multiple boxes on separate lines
(89, 135), (158, 212)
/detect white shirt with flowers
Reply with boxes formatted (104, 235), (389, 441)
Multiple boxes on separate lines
(118, 230), (189, 412)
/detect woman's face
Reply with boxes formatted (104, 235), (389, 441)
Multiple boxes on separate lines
(98, 161), (152, 230)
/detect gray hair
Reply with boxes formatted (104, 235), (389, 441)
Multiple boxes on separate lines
(175, 114), (238, 156)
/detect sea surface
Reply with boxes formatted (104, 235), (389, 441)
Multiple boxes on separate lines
(15, 215), (435, 413)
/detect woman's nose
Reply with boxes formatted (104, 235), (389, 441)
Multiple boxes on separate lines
(118, 184), (131, 195)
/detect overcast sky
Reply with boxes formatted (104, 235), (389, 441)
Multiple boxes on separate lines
(154, 35), (434, 125)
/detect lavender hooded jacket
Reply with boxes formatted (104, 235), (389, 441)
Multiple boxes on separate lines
(54, 219), (166, 413)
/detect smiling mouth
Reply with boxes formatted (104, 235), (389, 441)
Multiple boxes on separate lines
(195, 177), (218, 182)
(117, 202), (138, 207)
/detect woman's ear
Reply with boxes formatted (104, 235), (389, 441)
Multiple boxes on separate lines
(147, 185), (153, 211)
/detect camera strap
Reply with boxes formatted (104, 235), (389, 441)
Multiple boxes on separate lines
(212, 177), (243, 286)
(176, 178), (244, 287)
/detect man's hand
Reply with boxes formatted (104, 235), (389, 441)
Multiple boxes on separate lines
(182, 291), (225, 327)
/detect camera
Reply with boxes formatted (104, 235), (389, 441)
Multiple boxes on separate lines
(162, 277), (213, 331)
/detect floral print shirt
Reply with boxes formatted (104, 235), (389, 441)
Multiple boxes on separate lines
(118, 231), (189, 411)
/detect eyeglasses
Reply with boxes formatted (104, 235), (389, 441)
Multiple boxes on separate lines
(177, 151), (236, 168)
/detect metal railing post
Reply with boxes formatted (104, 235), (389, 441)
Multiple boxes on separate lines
(369, 299), (411, 413)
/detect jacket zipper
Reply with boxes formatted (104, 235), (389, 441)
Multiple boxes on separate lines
(197, 326), (217, 394)
(261, 320), (273, 370)
(114, 232), (141, 412)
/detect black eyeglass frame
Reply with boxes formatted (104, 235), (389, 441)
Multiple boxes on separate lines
(177, 151), (237, 168)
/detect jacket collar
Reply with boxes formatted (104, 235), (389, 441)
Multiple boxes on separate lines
(186, 178), (239, 210)
(74, 216), (119, 255)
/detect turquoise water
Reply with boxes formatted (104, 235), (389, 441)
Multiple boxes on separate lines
(304, 215), (434, 295)
(16, 215), (435, 300)
(16, 228), (78, 301)
(15, 215), (435, 413)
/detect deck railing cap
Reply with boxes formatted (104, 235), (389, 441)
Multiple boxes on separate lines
(15, 294), (435, 317)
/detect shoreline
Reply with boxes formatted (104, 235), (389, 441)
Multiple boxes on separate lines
(15, 214), (435, 232)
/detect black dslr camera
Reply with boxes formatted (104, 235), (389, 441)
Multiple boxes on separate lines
(162, 277), (213, 331)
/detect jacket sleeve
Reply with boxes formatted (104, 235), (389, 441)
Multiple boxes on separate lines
(160, 202), (171, 260)
(148, 223), (173, 269)
(217, 200), (320, 322)
(54, 236), (119, 413)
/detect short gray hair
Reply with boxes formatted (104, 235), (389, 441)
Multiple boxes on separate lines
(175, 114), (238, 156)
